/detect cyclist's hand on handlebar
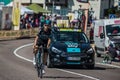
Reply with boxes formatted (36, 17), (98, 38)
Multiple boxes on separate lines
(47, 45), (50, 49)
(33, 45), (36, 48)
(33, 44), (38, 49)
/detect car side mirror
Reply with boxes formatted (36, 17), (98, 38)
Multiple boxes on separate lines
(100, 33), (104, 39)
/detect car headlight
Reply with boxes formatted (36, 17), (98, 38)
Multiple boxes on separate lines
(87, 48), (94, 54)
(51, 47), (62, 53)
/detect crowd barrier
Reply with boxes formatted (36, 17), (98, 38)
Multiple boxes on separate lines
(0, 28), (39, 40)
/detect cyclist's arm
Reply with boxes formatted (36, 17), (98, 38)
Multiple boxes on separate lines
(47, 38), (51, 48)
(33, 29), (42, 48)
(33, 36), (38, 48)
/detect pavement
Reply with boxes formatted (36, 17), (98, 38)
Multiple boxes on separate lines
(0, 39), (120, 80)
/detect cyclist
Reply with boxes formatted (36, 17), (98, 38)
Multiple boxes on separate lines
(33, 23), (51, 73)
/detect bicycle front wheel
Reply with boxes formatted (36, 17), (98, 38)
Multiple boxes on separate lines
(39, 64), (44, 78)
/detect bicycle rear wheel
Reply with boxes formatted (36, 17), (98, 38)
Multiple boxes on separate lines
(39, 64), (44, 78)
(36, 59), (40, 77)
(36, 46), (44, 78)
(39, 47), (44, 78)
(36, 50), (41, 77)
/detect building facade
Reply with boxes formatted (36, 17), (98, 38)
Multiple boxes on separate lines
(45, 0), (68, 15)
(89, 0), (114, 19)
(44, 0), (115, 19)
(0, 0), (116, 19)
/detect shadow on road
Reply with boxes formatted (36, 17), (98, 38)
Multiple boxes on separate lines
(56, 66), (106, 70)
(43, 76), (83, 79)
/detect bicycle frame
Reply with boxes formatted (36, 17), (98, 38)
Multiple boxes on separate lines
(35, 46), (44, 78)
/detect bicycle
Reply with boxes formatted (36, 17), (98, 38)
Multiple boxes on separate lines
(35, 45), (44, 78)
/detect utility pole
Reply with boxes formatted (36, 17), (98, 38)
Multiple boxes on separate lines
(52, 0), (55, 27)
(30, 0), (32, 4)
(52, 0), (54, 15)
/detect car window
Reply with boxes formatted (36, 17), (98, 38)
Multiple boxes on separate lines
(106, 24), (120, 36)
(53, 31), (89, 43)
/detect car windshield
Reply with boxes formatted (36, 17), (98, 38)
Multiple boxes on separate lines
(53, 31), (89, 43)
(106, 24), (120, 36)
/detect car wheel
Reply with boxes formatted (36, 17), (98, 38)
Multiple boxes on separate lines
(86, 64), (95, 69)
(47, 54), (53, 68)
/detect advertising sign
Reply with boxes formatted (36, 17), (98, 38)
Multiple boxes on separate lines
(57, 20), (69, 28)
(77, 0), (88, 3)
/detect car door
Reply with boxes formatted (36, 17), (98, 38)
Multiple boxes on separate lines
(94, 21), (105, 54)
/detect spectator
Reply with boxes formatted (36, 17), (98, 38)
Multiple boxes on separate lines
(90, 28), (94, 42)
(52, 15), (57, 26)
(45, 16), (51, 27)
(40, 15), (45, 28)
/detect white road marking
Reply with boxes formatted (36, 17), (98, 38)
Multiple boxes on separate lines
(96, 63), (120, 68)
(13, 43), (120, 80)
(13, 43), (33, 63)
(57, 69), (100, 80)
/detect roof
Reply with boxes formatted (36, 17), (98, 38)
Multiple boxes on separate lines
(27, 3), (51, 13)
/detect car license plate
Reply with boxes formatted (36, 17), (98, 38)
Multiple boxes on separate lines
(67, 57), (81, 61)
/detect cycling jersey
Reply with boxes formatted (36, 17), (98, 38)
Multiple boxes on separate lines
(37, 28), (51, 46)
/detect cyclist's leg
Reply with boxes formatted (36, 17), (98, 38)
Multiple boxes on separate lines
(36, 49), (41, 64)
(33, 54), (36, 66)
(43, 47), (48, 65)
(33, 45), (39, 66)
(41, 47), (48, 74)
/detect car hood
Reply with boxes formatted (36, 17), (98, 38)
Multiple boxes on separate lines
(52, 41), (91, 52)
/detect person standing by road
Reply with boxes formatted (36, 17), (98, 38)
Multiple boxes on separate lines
(40, 15), (45, 28)
(103, 38), (113, 64)
(45, 16), (51, 27)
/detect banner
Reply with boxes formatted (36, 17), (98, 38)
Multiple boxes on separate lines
(1, 7), (12, 30)
(12, 0), (21, 30)
(0, 28), (39, 40)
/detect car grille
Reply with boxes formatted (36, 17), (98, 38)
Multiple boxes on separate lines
(61, 53), (87, 57)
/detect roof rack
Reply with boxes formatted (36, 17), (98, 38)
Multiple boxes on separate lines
(51, 27), (82, 32)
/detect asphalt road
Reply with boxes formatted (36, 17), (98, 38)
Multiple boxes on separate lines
(0, 39), (120, 80)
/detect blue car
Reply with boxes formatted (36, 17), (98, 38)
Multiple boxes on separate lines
(47, 27), (95, 69)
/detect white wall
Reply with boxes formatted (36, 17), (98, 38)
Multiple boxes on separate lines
(21, 0), (44, 4)
(69, 0), (101, 19)
(89, 0), (101, 19)
(21, 0), (30, 3)
(70, 0), (89, 11)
